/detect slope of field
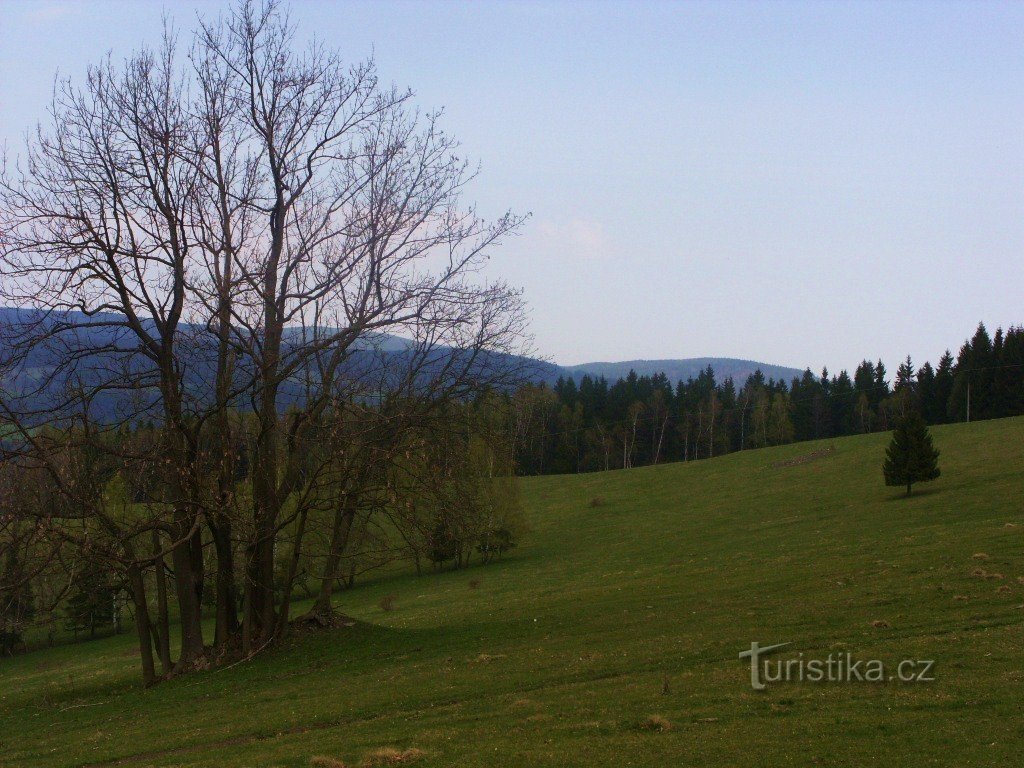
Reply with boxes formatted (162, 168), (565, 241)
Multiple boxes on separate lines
(2, 418), (1023, 767)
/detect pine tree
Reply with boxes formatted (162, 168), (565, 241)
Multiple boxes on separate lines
(64, 569), (115, 639)
(883, 413), (941, 496)
(934, 351), (955, 423)
(916, 361), (938, 423)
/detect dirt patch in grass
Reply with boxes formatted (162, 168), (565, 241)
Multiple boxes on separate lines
(472, 653), (507, 664)
(361, 747), (426, 766)
(311, 757), (347, 768)
(637, 714), (672, 732)
(770, 446), (835, 469)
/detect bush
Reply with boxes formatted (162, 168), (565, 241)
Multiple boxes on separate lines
(428, 521), (460, 568)
(477, 527), (517, 564)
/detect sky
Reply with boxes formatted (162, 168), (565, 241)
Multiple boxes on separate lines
(1, 0), (1022, 374)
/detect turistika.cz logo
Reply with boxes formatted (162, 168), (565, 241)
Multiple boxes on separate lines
(739, 642), (935, 690)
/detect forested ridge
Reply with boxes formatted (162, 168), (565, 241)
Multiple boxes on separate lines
(509, 323), (1024, 475)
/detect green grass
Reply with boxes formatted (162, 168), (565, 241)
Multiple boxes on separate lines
(2, 418), (1023, 767)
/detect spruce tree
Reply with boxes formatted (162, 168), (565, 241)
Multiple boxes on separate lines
(64, 569), (115, 639)
(883, 413), (941, 496)
(934, 351), (955, 423)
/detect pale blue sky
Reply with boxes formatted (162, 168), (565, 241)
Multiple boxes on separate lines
(2, 0), (1022, 373)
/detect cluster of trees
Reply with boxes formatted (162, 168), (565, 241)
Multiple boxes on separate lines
(0, 398), (524, 660)
(0, 1), (527, 684)
(510, 323), (1024, 475)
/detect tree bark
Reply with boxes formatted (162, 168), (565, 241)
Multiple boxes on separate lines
(127, 564), (157, 687)
(210, 520), (238, 649)
(311, 497), (357, 618)
(151, 530), (172, 675)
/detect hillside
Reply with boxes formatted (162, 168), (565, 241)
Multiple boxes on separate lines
(0, 310), (801, 407)
(2, 417), (1022, 767)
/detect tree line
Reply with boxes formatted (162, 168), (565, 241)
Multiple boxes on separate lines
(509, 322), (1024, 475)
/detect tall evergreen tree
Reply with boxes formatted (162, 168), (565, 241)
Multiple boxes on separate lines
(882, 413), (941, 496)
(934, 351), (955, 424)
(916, 362), (938, 423)
(893, 356), (917, 416)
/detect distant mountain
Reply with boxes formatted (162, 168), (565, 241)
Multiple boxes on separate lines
(557, 358), (803, 386)
(0, 309), (802, 418)
(0, 307), (558, 421)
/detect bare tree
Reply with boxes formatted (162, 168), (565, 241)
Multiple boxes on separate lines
(0, 0), (529, 681)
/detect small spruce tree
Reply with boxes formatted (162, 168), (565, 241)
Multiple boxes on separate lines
(883, 413), (941, 496)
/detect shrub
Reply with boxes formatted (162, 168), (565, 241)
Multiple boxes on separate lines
(477, 527), (516, 564)
(428, 521), (460, 568)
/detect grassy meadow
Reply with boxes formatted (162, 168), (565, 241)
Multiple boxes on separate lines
(2, 417), (1023, 767)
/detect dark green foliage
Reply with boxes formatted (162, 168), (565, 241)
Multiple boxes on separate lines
(1, 535), (35, 656)
(64, 570), (116, 638)
(513, 323), (1024, 476)
(477, 528), (517, 564)
(883, 413), (941, 495)
(0, 581), (34, 656)
(428, 521), (460, 568)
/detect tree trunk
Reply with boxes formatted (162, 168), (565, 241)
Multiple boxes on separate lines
(170, 524), (206, 669)
(127, 564), (157, 687)
(210, 519), (238, 649)
(311, 499), (357, 618)
(151, 530), (172, 674)
(243, 527), (277, 653)
(276, 508), (309, 635)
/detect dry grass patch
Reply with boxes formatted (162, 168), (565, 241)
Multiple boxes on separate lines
(871, 620), (890, 629)
(310, 757), (347, 768)
(971, 568), (1003, 579)
(771, 445), (835, 469)
(972, 553), (990, 560)
(472, 652), (507, 663)
(361, 747), (426, 766)
(638, 714), (672, 732)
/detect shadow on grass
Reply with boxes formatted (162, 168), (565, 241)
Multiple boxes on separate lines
(883, 486), (944, 502)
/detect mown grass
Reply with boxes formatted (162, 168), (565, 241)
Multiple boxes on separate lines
(2, 417), (1023, 767)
